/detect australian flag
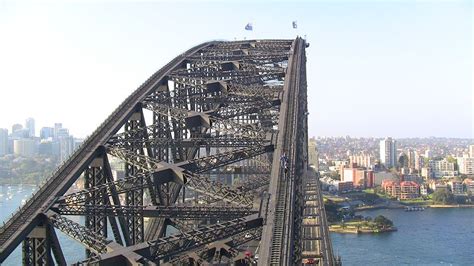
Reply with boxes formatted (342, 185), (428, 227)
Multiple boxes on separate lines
(292, 21), (297, 29)
(245, 23), (253, 31)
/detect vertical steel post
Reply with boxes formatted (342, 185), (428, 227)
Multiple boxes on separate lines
(125, 113), (145, 245)
(84, 156), (108, 257)
(22, 225), (52, 266)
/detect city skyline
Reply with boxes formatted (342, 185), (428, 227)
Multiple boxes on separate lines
(0, 117), (76, 139)
(0, 0), (472, 138)
(3, 117), (473, 140)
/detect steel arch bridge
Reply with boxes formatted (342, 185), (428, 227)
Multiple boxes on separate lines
(0, 38), (337, 265)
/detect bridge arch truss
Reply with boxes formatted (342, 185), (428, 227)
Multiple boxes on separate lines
(0, 38), (336, 265)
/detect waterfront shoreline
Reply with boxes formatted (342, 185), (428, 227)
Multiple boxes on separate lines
(329, 226), (397, 234)
(355, 203), (474, 212)
(428, 204), (474, 208)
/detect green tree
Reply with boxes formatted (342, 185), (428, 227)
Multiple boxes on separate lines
(432, 189), (455, 205)
(329, 171), (340, 180)
(446, 156), (458, 170)
(374, 215), (393, 229)
(446, 156), (456, 164)
(424, 157), (430, 166)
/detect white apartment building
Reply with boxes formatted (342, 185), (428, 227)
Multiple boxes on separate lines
(13, 139), (36, 157)
(457, 157), (474, 175)
(349, 154), (373, 168)
(380, 137), (397, 168)
(428, 159), (458, 178)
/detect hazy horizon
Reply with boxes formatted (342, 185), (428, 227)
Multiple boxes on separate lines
(1, 0), (472, 139)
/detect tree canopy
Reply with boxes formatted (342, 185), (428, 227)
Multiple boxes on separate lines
(374, 215), (393, 228)
(432, 189), (455, 205)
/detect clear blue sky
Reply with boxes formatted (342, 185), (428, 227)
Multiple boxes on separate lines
(0, 0), (472, 138)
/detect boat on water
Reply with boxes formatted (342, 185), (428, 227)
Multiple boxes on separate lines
(405, 206), (424, 211)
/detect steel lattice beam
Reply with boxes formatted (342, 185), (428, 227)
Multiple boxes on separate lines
(48, 213), (113, 255)
(86, 216), (263, 264)
(52, 204), (257, 220)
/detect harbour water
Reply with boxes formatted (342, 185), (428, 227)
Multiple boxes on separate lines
(2, 185), (473, 265)
(331, 208), (474, 265)
(0, 185), (84, 265)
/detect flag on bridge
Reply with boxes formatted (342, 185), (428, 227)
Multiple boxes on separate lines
(292, 21), (297, 29)
(245, 23), (253, 31)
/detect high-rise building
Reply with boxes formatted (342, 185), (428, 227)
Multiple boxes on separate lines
(470, 145), (474, 158)
(380, 137), (397, 169)
(12, 124), (23, 133)
(414, 151), (424, 171)
(11, 129), (29, 139)
(13, 139), (37, 157)
(38, 140), (53, 156)
(54, 123), (63, 139)
(0, 128), (8, 156)
(406, 149), (416, 169)
(349, 154), (373, 168)
(25, 117), (35, 137)
(56, 127), (74, 162)
(40, 127), (55, 139)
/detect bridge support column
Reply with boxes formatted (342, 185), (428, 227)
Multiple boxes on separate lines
(84, 156), (108, 257)
(124, 112), (145, 245)
(22, 225), (52, 266)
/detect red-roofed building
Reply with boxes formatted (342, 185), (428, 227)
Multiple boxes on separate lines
(400, 181), (420, 199)
(382, 180), (420, 199)
(382, 180), (401, 198)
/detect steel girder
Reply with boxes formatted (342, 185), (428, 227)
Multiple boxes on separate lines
(207, 165), (271, 175)
(52, 204), (257, 220)
(85, 216), (263, 264)
(165, 227), (263, 264)
(180, 144), (274, 173)
(108, 135), (266, 149)
(49, 214), (112, 255)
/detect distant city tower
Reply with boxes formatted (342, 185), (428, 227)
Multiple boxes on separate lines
(25, 117), (35, 137)
(0, 128), (8, 156)
(380, 137), (397, 169)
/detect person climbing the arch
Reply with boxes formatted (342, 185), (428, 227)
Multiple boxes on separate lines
(280, 152), (289, 178)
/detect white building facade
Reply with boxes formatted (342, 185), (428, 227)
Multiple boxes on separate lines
(457, 157), (474, 175)
(428, 159), (457, 178)
(380, 137), (397, 168)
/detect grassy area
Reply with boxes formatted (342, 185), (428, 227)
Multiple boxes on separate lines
(400, 198), (433, 205)
(362, 189), (393, 200)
